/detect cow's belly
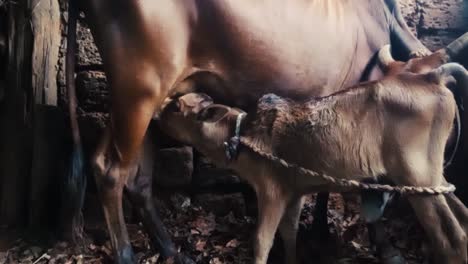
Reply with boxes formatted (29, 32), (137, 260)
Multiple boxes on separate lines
(184, 0), (389, 107)
(84, 0), (389, 109)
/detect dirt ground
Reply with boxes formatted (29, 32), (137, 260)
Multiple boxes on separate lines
(0, 192), (428, 264)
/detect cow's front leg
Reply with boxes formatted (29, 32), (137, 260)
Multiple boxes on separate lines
(91, 80), (174, 264)
(93, 128), (135, 264)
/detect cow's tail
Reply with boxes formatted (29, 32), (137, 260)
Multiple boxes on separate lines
(435, 63), (468, 168)
(63, 0), (86, 243)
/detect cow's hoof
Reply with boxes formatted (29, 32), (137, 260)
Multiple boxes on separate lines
(115, 245), (136, 264)
(173, 252), (196, 264)
(380, 251), (406, 264)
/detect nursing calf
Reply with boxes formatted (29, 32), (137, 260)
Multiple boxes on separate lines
(160, 63), (468, 264)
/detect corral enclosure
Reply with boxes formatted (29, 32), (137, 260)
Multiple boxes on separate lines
(0, 0), (468, 263)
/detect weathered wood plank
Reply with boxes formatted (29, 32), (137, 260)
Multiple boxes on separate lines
(31, 0), (60, 106)
(28, 0), (63, 229)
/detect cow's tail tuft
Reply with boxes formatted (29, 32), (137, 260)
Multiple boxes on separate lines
(62, 0), (87, 244)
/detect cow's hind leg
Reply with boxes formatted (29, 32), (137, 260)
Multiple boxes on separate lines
(126, 132), (194, 264)
(407, 194), (467, 264)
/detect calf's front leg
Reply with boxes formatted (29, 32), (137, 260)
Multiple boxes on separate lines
(254, 183), (288, 264)
(445, 192), (468, 254)
(445, 192), (468, 234)
(278, 196), (304, 264)
(408, 194), (467, 264)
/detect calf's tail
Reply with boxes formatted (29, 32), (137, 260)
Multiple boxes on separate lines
(435, 63), (468, 167)
(62, 0), (87, 243)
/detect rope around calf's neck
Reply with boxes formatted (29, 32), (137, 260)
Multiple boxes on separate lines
(238, 136), (456, 195)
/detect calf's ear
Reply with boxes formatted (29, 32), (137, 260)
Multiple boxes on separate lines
(197, 104), (230, 123)
(178, 93), (214, 115)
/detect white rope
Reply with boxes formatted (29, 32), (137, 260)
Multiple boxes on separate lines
(239, 137), (456, 195)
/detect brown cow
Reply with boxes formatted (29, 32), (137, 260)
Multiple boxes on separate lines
(65, 0), (468, 263)
(159, 63), (468, 264)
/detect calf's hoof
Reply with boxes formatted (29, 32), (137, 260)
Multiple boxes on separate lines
(172, 252), (196, 264)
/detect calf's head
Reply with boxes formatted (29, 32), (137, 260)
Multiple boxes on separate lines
(160, 93), (246, 161)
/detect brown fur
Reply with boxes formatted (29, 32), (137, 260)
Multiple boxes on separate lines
(160, 65), (467, 264)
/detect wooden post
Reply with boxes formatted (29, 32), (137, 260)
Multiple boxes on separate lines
(0, 0), (62, 228)
(0, 0), (33, 226)
(29, 105), (66, 229)
(28, 0), (63, 229)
